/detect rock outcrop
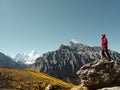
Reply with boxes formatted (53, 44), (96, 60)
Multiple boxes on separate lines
(77, 59), (120, 89)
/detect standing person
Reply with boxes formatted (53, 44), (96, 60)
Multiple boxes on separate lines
(101, 34), (111, 60)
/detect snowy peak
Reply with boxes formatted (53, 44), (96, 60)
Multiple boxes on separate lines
(15, 50), (40, 64)
(69, 39), (79, 44)
(69, 39), (89, 51)
(28, 50), (40, 60)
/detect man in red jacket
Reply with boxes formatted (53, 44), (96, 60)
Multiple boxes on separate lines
(101, 34), (111, 60)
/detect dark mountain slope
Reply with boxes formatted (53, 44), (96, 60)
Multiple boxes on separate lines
(0, 52), (26, 68)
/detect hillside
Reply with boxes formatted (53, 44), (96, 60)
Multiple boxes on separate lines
(0, 67), (74, 90)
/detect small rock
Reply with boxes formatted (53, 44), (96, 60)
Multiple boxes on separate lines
(45, 83), (52, 90)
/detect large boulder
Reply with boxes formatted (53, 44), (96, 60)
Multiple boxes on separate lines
(77, 59), (120, 89)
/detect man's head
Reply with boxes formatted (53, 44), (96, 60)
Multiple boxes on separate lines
(101, 34), (106, 38)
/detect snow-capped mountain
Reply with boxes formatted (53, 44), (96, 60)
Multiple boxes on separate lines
(15, 50), (40, 64)
(32, 40), (120, 83)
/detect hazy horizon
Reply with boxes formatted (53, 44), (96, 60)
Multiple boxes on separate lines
(0, 0), (120, 57)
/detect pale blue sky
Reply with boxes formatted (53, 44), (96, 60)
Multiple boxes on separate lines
(0, 0), (120, 57)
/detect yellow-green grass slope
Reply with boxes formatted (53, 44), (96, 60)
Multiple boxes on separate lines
(0, 67), (74, 90)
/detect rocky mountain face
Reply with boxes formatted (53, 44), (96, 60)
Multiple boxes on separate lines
(15, 50), (40, 64)
(32, 41), (120, 83)
(77, 59), (120, 90)
(0, 52), (26, 68)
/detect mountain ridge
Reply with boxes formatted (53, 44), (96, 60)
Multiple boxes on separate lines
(32, 41), (120, 83)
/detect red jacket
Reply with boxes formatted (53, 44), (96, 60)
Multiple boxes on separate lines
(101, 34), (108, 49)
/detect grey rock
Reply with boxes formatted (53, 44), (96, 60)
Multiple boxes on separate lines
(77, 59), (120, 89)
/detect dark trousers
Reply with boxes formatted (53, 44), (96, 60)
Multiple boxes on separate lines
(102, 48), (111, 60)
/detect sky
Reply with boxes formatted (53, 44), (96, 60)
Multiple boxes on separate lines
(0, 0), (120, 57)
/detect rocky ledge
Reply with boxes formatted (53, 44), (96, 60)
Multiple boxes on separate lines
(77, 59), (120, 90)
